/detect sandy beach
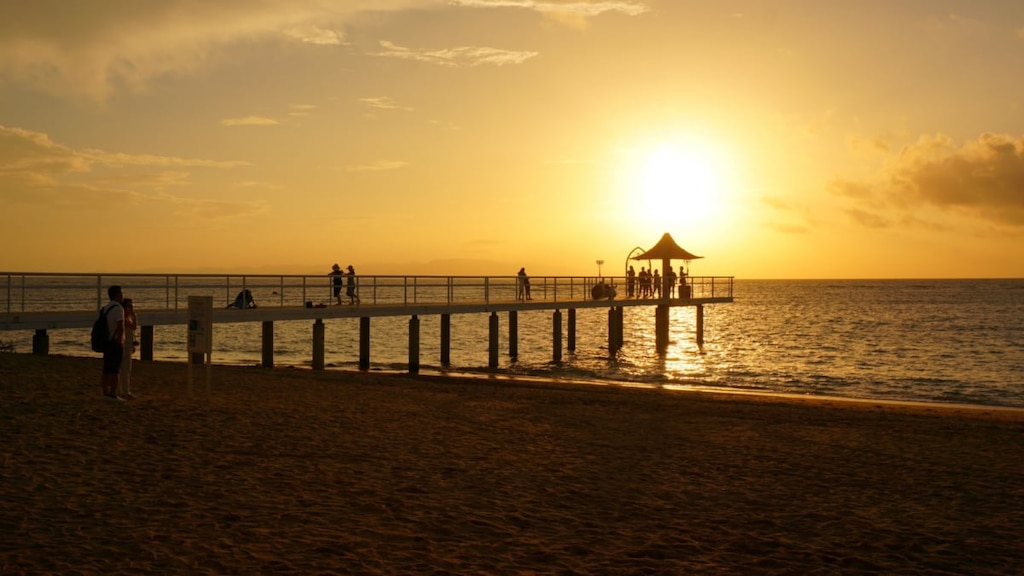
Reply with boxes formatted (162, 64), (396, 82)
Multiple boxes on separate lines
(2, 354), (1023, 575)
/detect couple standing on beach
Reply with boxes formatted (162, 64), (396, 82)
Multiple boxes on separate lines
(98, 285), (138, 401)
(329, 264), (361, 306)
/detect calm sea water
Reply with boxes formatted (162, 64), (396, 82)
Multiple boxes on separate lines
(4, 279), (1023, 408)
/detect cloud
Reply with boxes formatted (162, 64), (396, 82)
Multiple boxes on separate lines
(0, 124), (251, 214)
(450, 0), (650, 16)
(373, 40), (538, 67)
(220, 116), (281, 127)
(359, 97), (413, 111)
(288, 104), (317, 117)
(282, 25), (346, 45)
(344, 160), (409, 172)
(831, 132), (1024, 228)
(0, 1), (431, 100)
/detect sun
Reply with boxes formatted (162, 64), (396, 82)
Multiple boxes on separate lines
(637, 143), (722, 223)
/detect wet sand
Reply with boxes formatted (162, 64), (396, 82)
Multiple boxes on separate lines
(2, 353), (1023, 574)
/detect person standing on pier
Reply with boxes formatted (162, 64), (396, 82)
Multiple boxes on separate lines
(517, 267), (532, 300)
(99, 285), (125, 400)
(118, 298), (138, 400)
(346, 265), (361, 305)
(329, 263), (344, 305)
(627, 266), (636, 298)
(652, 269), (661, 298)
(667, 267), (678, 298)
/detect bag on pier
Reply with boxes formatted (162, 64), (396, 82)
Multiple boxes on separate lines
(90, 307), (110, 353)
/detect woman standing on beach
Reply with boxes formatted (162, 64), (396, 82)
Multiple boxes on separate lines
(118, 298), (138, 400)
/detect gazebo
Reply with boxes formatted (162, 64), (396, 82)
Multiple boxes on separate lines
(630, 232), (705, 350)
(631, 232), (702, 299)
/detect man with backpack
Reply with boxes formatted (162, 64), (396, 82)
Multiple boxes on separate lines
(98, 285), (125, 400)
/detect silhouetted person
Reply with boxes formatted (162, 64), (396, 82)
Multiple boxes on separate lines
(227, 289), (256, 309)
(329, 263), (344, 305)
(627, 266), (636, 297)
(346, 265), (360, 305)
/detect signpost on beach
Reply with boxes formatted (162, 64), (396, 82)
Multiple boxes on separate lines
(187, 295), (213, 396)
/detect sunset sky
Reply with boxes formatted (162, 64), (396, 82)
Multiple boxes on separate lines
(2, 1), (1023, 279)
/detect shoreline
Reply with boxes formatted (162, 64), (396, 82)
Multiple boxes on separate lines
(3, 353), (1024, 574)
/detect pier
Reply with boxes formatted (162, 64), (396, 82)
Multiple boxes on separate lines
(2, 236), (734, 372)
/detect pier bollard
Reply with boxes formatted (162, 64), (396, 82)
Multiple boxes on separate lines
(32, 329), (49, 355)
(409, 315), (420, 374)
(312, 319), (325, 370)
(140, 325), (154, 361)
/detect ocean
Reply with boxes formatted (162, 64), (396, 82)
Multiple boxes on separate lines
(3, 279), (1022, 408)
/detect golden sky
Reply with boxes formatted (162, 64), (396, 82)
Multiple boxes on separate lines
(2, 1), (1023, 278)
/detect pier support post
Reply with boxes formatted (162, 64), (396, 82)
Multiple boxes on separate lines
(440, 314), (451, 366)
(312, 319), (325, 370)
(608, 308), (620, 353)
(696, 304), (704, 347)
(261, 320), (274, 368)
(488, 312), (499, 369)
(552, 310), (562, 363)
(616, 307), (625, 348)
(655, 305), (669, 352)
(140, 325), (153, 361)
(508, 310), (518, 358)
(32, 329), (48, 355)
(409, 315), (420, 374)
(359, 317), (371, 371)
(567, 308), (576, 352)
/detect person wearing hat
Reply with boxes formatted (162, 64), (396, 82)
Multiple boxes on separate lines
(345, 265), (361, 305)
(329, 263), (344, 305)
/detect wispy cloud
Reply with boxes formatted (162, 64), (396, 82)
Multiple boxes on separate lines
(288, 104), (317, 117)
(220, 116), (281, 127)
(373, 41), (538, 67)
(0, 1), (429, 100)
(282, 25), (345, 45)
(450, 0), (650, 16)
(0, 125), (260, 219)
(344, 160), (409, 172)
(359, 97), (413, 111)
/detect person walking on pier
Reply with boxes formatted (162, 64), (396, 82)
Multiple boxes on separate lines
(346, 265), (361, 305)
(329, 263), (344, 305)
(99, 285), (125, 400)
(118, 298), (138, 400)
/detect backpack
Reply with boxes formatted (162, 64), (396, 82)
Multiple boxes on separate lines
(90, 306), (111, 353)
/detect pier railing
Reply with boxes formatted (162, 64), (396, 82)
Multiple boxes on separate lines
(2, 272), (734, 315)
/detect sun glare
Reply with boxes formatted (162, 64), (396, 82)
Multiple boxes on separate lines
(609, 137), (738, 240)
(638, 143), (721, 221)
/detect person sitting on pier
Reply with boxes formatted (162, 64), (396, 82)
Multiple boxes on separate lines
(227, 289), (257, 309)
